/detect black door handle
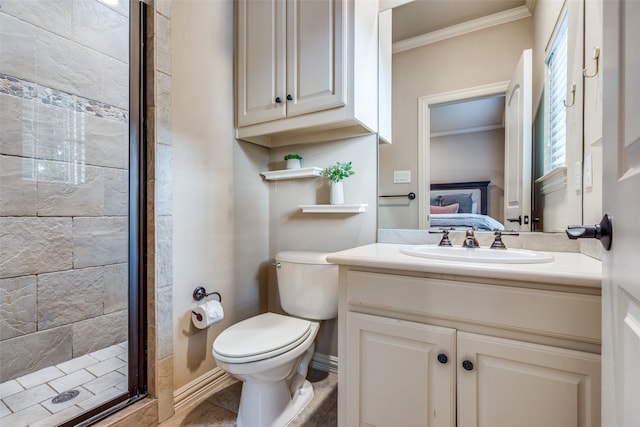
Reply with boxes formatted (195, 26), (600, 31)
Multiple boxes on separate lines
(507, 215), (522, 225)
(565, 214), (612, 250)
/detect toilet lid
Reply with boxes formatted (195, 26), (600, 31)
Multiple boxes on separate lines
(213, 312), (312, 363)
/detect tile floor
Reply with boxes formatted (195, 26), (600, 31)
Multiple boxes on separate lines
(159, 368), (338, 427)
(0, 342), (128, 427)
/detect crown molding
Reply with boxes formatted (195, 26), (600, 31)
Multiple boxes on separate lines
(393, 5), (532, 54)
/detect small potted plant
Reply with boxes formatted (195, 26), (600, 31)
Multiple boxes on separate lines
(284, 154), (302, 169)
(321, 161), (355, 205)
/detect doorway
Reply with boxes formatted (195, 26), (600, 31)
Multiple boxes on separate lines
(417, 81), (510, 229)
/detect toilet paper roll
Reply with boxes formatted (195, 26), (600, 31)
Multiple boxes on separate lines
(191, 300), (224, 329)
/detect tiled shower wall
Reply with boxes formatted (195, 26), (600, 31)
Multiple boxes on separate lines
(0, 0), (130, 382)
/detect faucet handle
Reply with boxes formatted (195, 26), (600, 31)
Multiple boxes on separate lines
(490, 231), (507, 249)
(438, 230), (452, 247)
(428, 229), (452, 246)
(490, 230), (519, 249)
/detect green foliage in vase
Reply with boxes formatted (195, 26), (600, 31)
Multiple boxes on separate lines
(321, 161), (355, 182)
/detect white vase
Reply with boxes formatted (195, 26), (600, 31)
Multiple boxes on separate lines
(330, 181), (344, 205)
(286, 158), (301, 169)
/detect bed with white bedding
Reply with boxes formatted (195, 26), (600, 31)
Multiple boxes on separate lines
(429, 181), (504, 231)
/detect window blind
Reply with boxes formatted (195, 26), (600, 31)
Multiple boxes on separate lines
(546, 14), (568, 173)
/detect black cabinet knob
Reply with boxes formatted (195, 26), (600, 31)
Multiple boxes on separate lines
(275, 97), (282, 103)
(287, 94), (293, 101)
(437, 353), (448, 364)
(462, 360), (474, 371)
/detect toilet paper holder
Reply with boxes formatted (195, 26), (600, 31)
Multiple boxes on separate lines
(192, 286), (222, 303)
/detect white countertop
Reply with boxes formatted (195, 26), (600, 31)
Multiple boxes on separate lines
(326, 243), (602, 288)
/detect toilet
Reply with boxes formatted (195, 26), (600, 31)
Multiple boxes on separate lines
(212, 251), (338, 427)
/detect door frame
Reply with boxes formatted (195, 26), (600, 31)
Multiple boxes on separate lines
(417, 81), (509, 229)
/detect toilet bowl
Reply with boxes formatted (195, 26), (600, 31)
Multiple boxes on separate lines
(212, 251), (338, 427)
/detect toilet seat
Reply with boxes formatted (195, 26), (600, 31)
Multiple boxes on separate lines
(213, 312), (312, 364)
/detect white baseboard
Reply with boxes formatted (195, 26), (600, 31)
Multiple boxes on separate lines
(173, 367), (236, 414)
(311, 352), (339, 374)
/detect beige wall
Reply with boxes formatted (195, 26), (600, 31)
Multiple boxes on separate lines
(267, 135), (378, 357)
(171, 0), (269, 391)
(170, 0), (377, 390)
(380, 17), (533, 229)
(431, 129), (505, 222)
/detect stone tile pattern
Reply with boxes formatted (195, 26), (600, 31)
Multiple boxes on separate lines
(148, 1), (174, 423)
(0, 342), (128, 427)
(158, 369), (338, 427)
(0, 1), (130, 383)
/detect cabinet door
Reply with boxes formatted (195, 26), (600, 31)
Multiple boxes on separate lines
(457, 332), (601, 427)
(236, 0), (286, 126)
(346, 312), (455, 427)
(286, 0), (345, 117)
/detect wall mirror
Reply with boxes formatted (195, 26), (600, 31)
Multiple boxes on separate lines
(378, 0), (601, 233)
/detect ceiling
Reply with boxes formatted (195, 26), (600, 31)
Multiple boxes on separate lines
(392, 0), (527, 43)
(430, 95), (505, 136)
(391, 0), (528, 135)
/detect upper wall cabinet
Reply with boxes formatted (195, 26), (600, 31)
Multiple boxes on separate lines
(235, 0), (380, 147)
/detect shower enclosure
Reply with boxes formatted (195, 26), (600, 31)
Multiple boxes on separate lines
(0, 0), (145, 425)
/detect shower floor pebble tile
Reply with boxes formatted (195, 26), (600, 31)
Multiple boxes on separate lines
(86, 356), (127, 377)
(0, 380), (23, 399)
(83, 370), (127, 395)
(49, 369), (96, 393)
(4, 384), (58, 413)
(0, 400), (11, 417)
(16, 366), (65, 389)
(0, 342), (128, 427)
(56, 354), (100, 374)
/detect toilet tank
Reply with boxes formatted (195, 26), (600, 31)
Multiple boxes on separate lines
(275, 251), (338, 320)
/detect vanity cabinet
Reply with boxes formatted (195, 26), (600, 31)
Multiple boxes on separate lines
(339, 268), (601, 427)
(235, 0), (379, 147)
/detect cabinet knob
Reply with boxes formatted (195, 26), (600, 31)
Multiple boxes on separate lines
(275, 97), (282, 103)
(437, 353), (448, 364)
(286, 94), (293, 101)
(462, 360), (474, 371)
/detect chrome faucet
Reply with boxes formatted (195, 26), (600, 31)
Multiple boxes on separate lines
(462, 227), (480, 248)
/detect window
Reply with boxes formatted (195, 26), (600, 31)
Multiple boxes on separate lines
(545, 13), (568, 173)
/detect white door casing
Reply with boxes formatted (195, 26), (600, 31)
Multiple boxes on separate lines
(504, 49), (532, 231)
(602, 0), (640, 426)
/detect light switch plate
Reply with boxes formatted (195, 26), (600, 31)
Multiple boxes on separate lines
(575, 161), (582, 191)
(394, 170), (411, 183)
(584, 155), (593, 190)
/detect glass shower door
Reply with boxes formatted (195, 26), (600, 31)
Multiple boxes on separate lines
(0, 0), (143, 425)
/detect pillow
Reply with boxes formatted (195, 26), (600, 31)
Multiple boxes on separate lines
(430, 203), (459, 214)
(440, 193), (473, 213)
(430, 195), (441, 206)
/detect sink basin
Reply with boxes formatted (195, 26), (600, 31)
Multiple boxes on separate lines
(399, 246), (555, 264)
